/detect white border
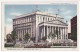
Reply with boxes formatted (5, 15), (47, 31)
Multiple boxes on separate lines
(1, 0), (79, 51)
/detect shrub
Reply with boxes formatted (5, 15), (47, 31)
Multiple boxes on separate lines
(5, 43), (14, 47)
(53, 43), (61, 46)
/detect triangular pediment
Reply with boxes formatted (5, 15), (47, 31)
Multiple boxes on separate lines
(44, 20), (67, 26)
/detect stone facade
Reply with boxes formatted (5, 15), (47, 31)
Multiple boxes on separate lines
(13, 10), (68, 42)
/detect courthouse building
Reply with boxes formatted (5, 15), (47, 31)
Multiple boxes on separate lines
(13, 10), (68, 42)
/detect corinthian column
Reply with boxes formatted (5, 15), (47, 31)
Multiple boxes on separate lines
(60, 27), (61, 39)
(47, 26), (48, 39)
(63, 27), (64, 40)
(42, 27), (44, 39)
(61, 27), (62, 40)
(44, 26), (45, 37)
(66, 27), (68, 39)
(58, 27), (59, 39)
(21, 30), (23, 40)
(62, 27), (64, 40)
(18, 30), (19, 40)
(19, 30), (20, 40)
(64, 27), (66, 40)
(52, 26), (54, 34)
(31, 27), (32, 37)
(55, 26), (57, 39)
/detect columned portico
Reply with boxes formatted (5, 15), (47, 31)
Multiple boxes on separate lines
(39, 23), (68, 42)
(39, 26), (68, 40)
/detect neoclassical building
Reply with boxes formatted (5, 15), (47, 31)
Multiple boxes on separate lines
(13, 10), (68, 42)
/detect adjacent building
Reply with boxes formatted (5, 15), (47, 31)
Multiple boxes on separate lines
(13, 10), (68, 42)
(68, 33), (71, 39)
(71, 16), (77, 41)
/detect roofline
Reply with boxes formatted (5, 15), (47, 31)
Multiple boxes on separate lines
(13, 10), (63, 20)
(71, 15), (77, 20)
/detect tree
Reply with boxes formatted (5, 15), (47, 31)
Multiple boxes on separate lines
(24, 33), (30, 42)
(48, 32), (56, 46)
(19, 38), (22, 41)
(31, 37), (36, 42)
(48, 32), (56, 39)
(11, 29), (17, 41)
(42, 36), (47, 41)
(6, 34), (12, 43)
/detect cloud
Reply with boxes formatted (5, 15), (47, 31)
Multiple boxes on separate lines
(7, 17), (12, 21)
(45, 8), (57, 14)
(60, 8), (66, 11)
(5, 24), (13, 39)
(47, 8), (53, 13)
(60, 8), (74, 21)
(47, 7), (72, 16)
(10, 12), (22, 16)
(62, 10), (72, 15)
(60, 7), (73, 16)
(63, 15), (72, 22)
(60, 7), (68, 11)
(5, 17), (12, 24)
(5, 24), (13, 35)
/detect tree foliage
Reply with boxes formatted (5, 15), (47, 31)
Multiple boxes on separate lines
(11, 29), (17, 41)
(42, 36), (47, 41)
(48, 32), (56, 39)
(6, 34), (12, 42)
(24, 33), (30, 42)
(31, 37), (36, 42)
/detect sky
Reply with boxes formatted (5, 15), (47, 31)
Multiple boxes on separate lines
(5, 4), (77, 34)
